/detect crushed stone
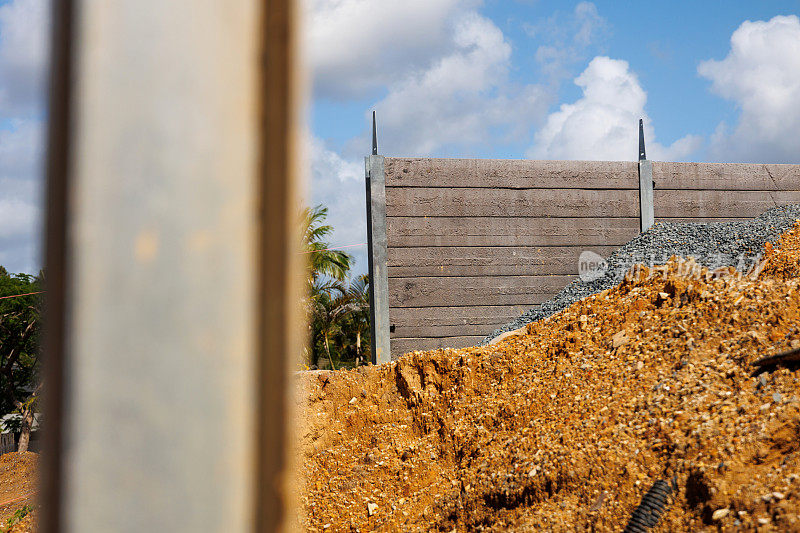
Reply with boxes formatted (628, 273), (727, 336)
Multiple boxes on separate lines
(299, 221), (800, 531)
(484, 205), (800, 344)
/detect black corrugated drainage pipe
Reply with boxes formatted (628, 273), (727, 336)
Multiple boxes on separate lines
(623, 480), (672, 532)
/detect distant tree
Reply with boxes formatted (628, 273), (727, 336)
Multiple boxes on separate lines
(310, 280), (347, 369)
(302, 205), (353, 367)
(0, 270), (42, 452)
(301, 204), (372, 369)
(344, 274), (370, 363)
(302, 205), (352, 288)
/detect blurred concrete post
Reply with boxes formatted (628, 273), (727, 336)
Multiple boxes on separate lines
(41, 1), (300, 532)
(365, 154), (391, 364)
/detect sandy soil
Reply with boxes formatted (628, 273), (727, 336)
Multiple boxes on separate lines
(0, 452), (37, 532)
(299, 222), (800, 531)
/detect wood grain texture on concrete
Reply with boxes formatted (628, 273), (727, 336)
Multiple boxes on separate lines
(386, 216), (640, 247)
(380, 158), (800, 359)
(389, 304), (533, 339)
(654, 190), (800, 218)
(385, 158), (638, 189)
(392, 322), (522, 338)
(656, 217), (759, 223)
(389, 275), (575, 308)
(387, 245), (618, 277)
(653, 162), (800, 191)
(389, 304), (531, 328)
(386, 188), (639, 218)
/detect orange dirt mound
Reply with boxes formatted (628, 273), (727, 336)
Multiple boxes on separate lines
(300, 221), (800, 531)
(0, 452), (37, 532)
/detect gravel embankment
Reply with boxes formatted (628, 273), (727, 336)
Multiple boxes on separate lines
(300, 222), (800, 531)
(483, 205), (800, 344)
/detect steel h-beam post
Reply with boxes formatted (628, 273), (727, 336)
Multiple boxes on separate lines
(638, 119), (654, 232)
(366, 112), (391, 364)
(638, 118), (647, 161)
(372, 110), (378, 156)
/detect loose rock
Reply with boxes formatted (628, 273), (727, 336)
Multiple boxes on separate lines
(712, 508), (729, 521)
(299, 218), (800, 532)
(485, 205), (800, 343)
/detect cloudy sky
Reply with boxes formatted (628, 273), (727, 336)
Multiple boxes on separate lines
(0, 0), (46, 274)
(307, 0), (800, 275)
(1, 0), (800, 274)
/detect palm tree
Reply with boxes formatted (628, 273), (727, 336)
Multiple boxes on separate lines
(345, 274), (370, 362)
(310, 280), (347, 370)
(302, 205), (352, 288)
(302, 205), (353, 367)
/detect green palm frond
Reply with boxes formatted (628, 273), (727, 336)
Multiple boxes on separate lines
(302, 204), (353, 283)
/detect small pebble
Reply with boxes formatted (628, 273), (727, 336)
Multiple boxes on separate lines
(712, 508), (729, 521)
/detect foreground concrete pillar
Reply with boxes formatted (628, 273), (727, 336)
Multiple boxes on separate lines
(41, 1), (301, 532)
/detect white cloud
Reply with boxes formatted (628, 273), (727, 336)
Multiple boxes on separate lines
(304, 0), (477, 99)
(304, 3), (591, 261)
(572, 2), (606, 47)
(305, 1), (550, 157)
(371, 11), (549, 156)
(0, 0), (49, 115)
(0, 185), (38, 240)
(0, 120), (43, 273)
(528, 56), (701, 161)
(308, 136), (368, 273)
(0, 167), (42, 273)
(0, 119), (43, 179)
(0, 0), (48, 273)
(698, 15), (800, 163)
(307, 3), (551, 272)
(526, 1), (610, 82)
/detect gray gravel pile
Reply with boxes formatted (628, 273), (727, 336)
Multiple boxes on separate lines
(482, 205), (800, 345)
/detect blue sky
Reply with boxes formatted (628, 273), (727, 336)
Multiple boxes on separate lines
(1, 0), (800, 274)
(311, 1), (800, 159)
(0, 0), (47, 274)
(306, 0), (800, 275)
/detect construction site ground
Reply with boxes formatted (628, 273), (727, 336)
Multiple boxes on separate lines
(0, 452), (37, 533)
(299, 222), (800, 531)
